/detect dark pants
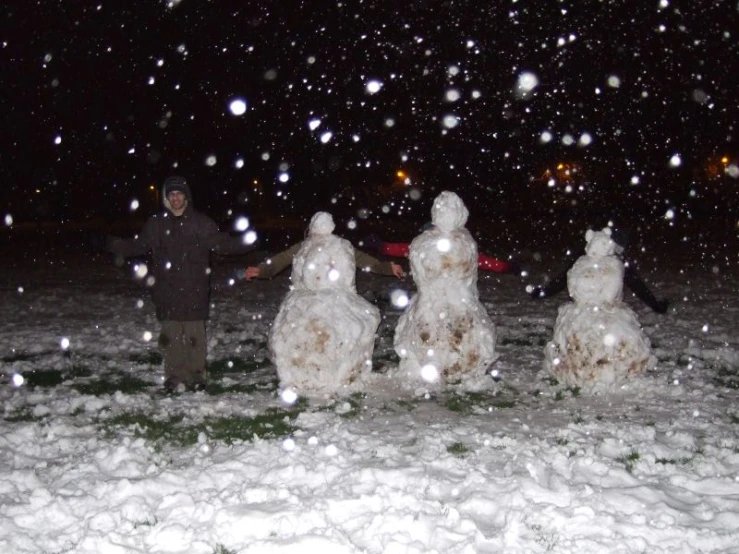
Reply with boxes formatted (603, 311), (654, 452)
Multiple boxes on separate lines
(159, 321), (207, 386)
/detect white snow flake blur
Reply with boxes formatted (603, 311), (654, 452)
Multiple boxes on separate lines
(228, 98), (247, 116)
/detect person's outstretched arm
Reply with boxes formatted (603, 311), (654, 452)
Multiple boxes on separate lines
(355, 250), (404, 278)
(530, 259), (575, 299)
(201, 217), (257, 256)
(623, 263), (669, 313)
(107, 218), (156, 258)
(244, 243), (301, 280)
(478, 254), (513, 273)
(378, 242), (410, 258)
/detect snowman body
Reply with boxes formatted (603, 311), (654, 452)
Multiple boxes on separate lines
(544, 228), (653, 392)
(269, 213), (381, 396)
(394, 192), (496, 385)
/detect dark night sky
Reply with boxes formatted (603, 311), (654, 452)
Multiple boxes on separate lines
(1, 0), (737, 228)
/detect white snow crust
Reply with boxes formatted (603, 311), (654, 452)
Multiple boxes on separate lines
(0, 238), (738, 554)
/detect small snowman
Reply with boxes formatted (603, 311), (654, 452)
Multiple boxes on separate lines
(544, 227), (654, 392)
(393, 191), (497, 386)
(269, 212), (381, 396)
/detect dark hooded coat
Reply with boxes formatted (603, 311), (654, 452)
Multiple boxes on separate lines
(109, 181), (252, 321)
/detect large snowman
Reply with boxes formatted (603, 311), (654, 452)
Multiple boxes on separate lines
(544, 227), (654, 392)
(393, 191), (497, 386)
(269, 212), (381, 397)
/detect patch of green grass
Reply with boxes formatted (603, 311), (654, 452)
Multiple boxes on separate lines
(555, 386), (580, 401)
(3, 406), (46, 423)
(22, 369), (65, 388)
(203, 408), (299, 444)
(616, 450), (640, 473)
(1, 352), (35, 363)
(444, 391), (516, 414)
(19, 365), (95, 389)
(543, 376), (559, 387)
(730, 413), (739, 424)
(236, 338), (268, 349)
(492, 399), (516, 409)
(101, 412), (197, 447)
(74, 374), (153, 396)
(656, 457), (692, 465)
(128, 351), (163, 365)
(131, 517), (158, 529)
(500, 336), (547, 347)
(317, 393), (365, 419)
(213, 545), (237, 554)
(208, 357), (271, 377)
(204, 377), (279, 396)
(447, 442), (470, 456)
(101, 404), (304, 448)
(395, 399), (417, 412)
(713, 363), (739, 390)
(444, 393), (477, 414)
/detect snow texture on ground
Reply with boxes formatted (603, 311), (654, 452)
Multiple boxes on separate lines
(0, 245), (738, 554)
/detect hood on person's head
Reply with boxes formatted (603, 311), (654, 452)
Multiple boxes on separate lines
(307, 212), (335, 236)
(162, 175), (192, 211)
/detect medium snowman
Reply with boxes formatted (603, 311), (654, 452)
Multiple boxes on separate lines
(544, 227), (654, 392)
(269, 212), (381, 397)
(393, 191), (497, 386)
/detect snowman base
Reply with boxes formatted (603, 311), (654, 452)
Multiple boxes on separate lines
(270, 289), (381, 397)
(544, 303), (654, 393)
(394, 300), (496, 387)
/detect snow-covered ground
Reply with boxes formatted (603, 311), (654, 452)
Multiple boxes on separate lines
(1, 241), (738, 554)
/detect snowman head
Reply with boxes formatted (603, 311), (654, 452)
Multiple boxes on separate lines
(584, 227), (617, 258)
(431, 191), (468, 232)
(308, 212), (335, 236)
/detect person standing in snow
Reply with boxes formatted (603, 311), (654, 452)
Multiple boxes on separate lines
(107, 175), (255, 392)
(528, 227), (669, 314)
